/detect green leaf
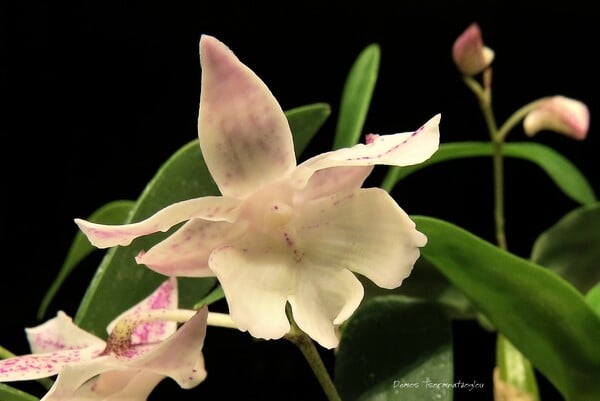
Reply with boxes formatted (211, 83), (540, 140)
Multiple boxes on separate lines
(531, 202), (600, 293)
(333, 44), (380, 150)
(335, 295), (453, 401)
(37, 200), (135, 320)
(73, 105), (325, 336)
(286, 102), (331, 158)
(192, 285), (225, 309)
(360, 257), (477, 320)
(585, 282), (600, 317)
(74, 139), (220, 336)
(412, 215), (600, 401)
(382, 142), (596, 205)
(0, 384), (39, 401)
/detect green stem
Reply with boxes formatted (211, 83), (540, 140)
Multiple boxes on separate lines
(285, 312), (342, 401)
(464, 69), (540, 400)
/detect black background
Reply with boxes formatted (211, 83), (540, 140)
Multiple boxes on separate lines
(3, 1), (598, 400)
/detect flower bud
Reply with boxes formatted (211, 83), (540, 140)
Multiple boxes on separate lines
(523, 96), (589, 140)
(452, 23), (495, 76)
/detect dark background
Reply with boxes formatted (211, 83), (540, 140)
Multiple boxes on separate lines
(3, 1), (598, 400)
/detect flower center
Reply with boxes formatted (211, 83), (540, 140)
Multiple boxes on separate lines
(263, 202), (294, 229)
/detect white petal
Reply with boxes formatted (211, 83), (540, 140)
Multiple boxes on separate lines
(106, 278), (178, 344)
(288, 266), (363, 349)
(137, 219), (247, 277)
(74, 196), (241, 248)
(198, 35), (296, 198)
(294, 165), (373, 203)
(208, 233), (296, 340)
(290, 114), (440, 189)
(297, 188), (427, 288)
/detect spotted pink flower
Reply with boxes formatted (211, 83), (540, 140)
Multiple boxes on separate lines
(452, 22), (495, 76)
(0, 279), (208, 400)
(75, 35), (440, 349)
(523, 96), (590, 140)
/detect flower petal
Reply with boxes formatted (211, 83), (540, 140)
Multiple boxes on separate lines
(288, 266), (363, 349)
(294, 165), (374, 203)
(0, 312), (105, 381)
(208, 234), (296, 340)
(46, 369), (165, 401)
(297, 188), (427, 288)
(106, 278), (178, 345)
(136, 219), (247, 277)
(523, 96), (590, 140)
(74, 196), (241, 248)
(198, 35), (296, 198)
(129, 307), (209, 389)
(290, 114), (440, 189)
(39, 356), (117, 400)
(26, 311), (105, 354)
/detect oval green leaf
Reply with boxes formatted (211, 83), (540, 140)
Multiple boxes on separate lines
(335, 295), (453, 401)
(585, 282), (600, 317)
(74, 139), (219, 336)
(37, 200), (135, 320)
(360, 257), (476, 320)
(412, 215), (600, 401)
(333, 43), (380, 150)
(382, 142), (596, 205)
(531, 202), (600, 293)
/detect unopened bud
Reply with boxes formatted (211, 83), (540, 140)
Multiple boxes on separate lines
(523, 96), (589, 140)
(452, 23), (495, 76)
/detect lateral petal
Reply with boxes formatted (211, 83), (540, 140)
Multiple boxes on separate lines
(290, 114), (440, 189)
(136, 219), (247, 277)
(74, 196), (241, 248)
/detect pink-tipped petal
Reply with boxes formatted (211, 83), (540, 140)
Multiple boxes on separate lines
(0, 312), (105, 381)
(298, 188), (426, 289)
(74, 196), (241, 248)
(523, 96), (590, 140)
(198, 35), (296, 198)
(106, 278), (178, 345)
(26, 311), (106, 354)
(136, 219), (247, 277)
(452, 23), (495, 76)
(288, 267), (363, 349)
(208, 235), (295, 340)
(291, 114), (440, 189)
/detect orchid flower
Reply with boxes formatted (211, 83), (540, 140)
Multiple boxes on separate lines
(0, 279), (208, 400)
(523, 95), (590, 140)
(452, 22), (495, 76)
(75, 35), (441, 349)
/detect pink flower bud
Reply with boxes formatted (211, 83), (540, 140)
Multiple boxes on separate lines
(452, 23), (495, 76)
(523, 96), (590, 140)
